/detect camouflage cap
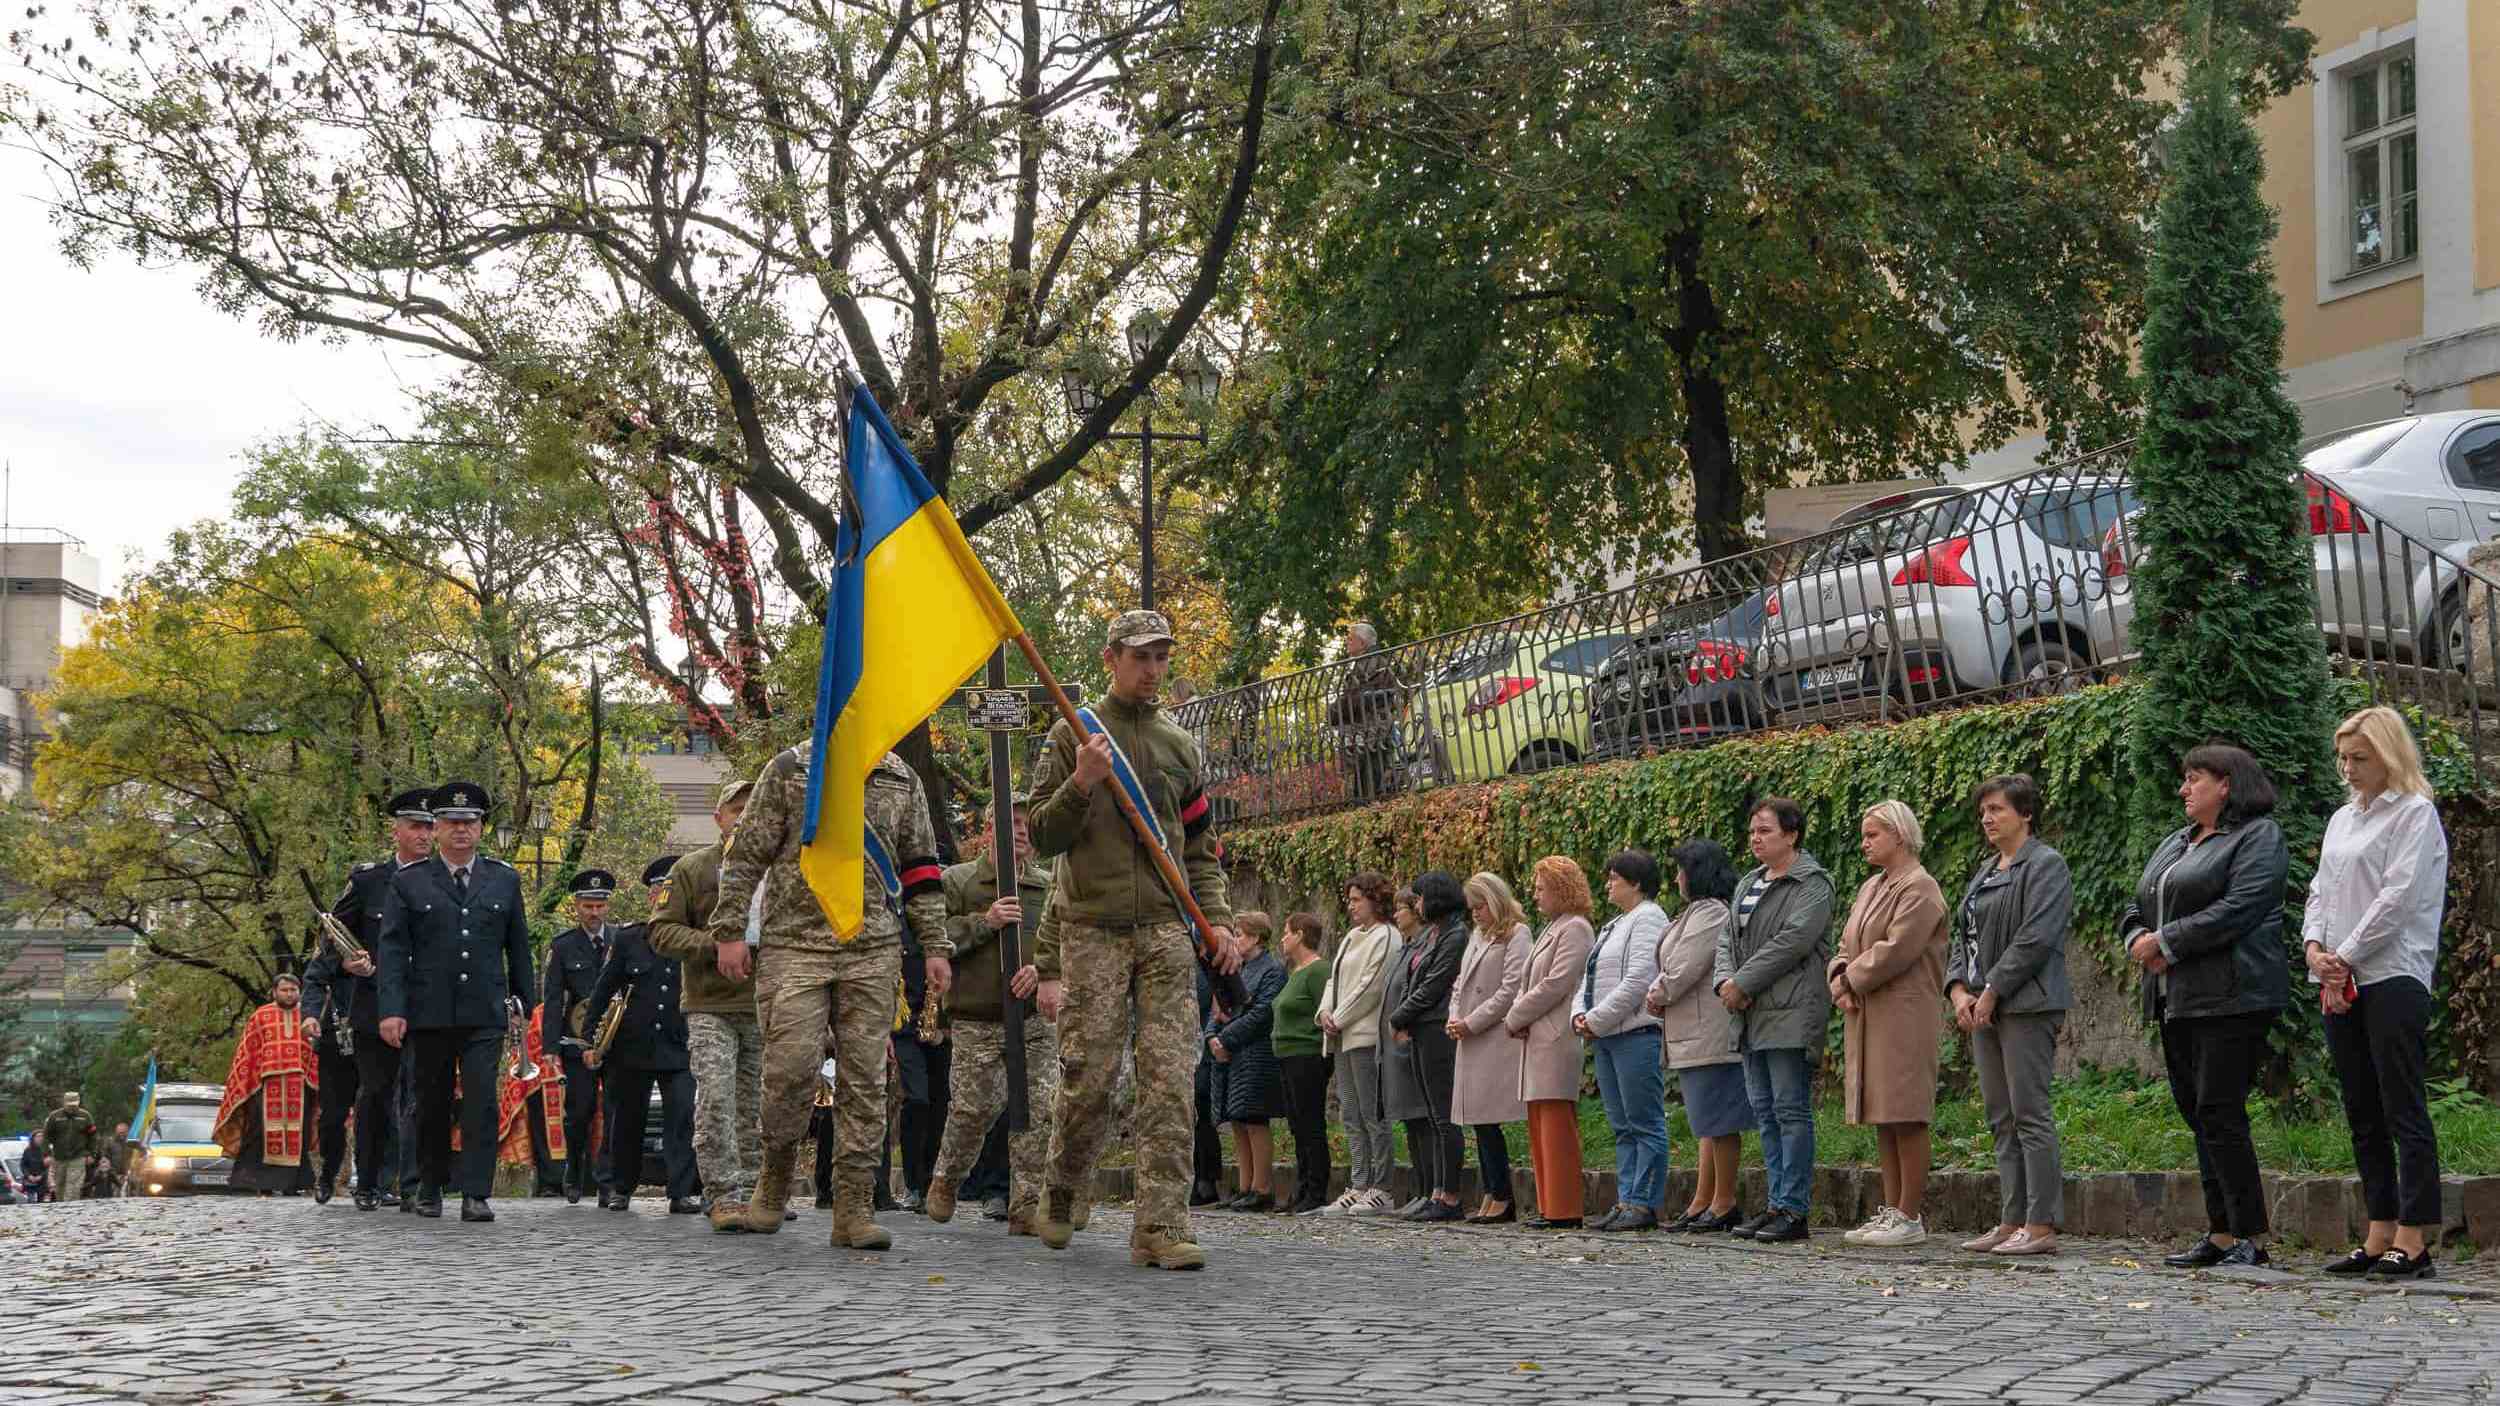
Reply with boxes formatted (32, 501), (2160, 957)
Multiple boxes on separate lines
(716, 777), (756, 809)
(1106, 608), (1176, 650)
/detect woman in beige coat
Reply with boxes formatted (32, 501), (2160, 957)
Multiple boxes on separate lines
(1645, 839), (1745, 1232)
(1511, 856), (1597, 1229)
(1447, 872), (1532, 1222)
(1826, 799), (1951, 1247)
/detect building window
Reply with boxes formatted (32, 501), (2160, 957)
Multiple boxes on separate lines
(2342, 52), (2417, 275)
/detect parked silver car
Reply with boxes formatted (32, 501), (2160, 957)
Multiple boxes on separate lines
(1756, 472), (2139, 714)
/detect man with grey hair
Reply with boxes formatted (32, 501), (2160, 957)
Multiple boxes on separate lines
(1328, 621), (1405, 802)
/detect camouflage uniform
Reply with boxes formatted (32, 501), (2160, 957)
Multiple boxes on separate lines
(1029, 613), (1231, 1265)
(709, 748), (950, 1244)
(929, 853), (1061, 1225)
(646, 836), (764, 1206)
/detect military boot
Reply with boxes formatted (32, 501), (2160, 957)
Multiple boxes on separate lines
(732, 1146), (797, 1234)
(924, 1176), (958, 1224)
(1005, 1197), (1038, 1236)
(706, 1198), (750, 1232)
(1130, 1227), (1208, 1271)
(1038, 1186), (1076, 1250)
(829, 1176), (893, 1251)
(1072, 1196), (1093, 1232)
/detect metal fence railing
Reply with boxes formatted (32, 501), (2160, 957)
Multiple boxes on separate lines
(1173, 434), (2500, 828)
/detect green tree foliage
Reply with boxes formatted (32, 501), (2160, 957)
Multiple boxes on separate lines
(2124, 50), (2339, 837)
(1206, 0), (2314, 662)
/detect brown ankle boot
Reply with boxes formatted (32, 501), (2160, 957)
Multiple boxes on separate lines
(925, 1176), (958, 1224)
(1038, 1186), (1075, 1250)
(830, 1176), (893, 1251)
(735, 1146), (796, 1234)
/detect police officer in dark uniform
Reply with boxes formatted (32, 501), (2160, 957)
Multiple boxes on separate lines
(542, 869), (622, 1206)
(304, 787), (437, 1210)
(375, 780), (537, 1223)
(578, 889), (701, 1215)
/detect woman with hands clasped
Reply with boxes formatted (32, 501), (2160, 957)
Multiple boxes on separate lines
(1382, 874), (1470, 1222)
(1447, 873), (1533, 1223)
(1827, 801), (1951, 1249)
(1943, 776), (2073, 1256)
(2306, 708), (2448, 1281)
(1645, 840), (1746, 1233)
(1511, 857), (1597, 1230)
(1714, 799), (1836, 1243)
(1315, 871), (1402, 1217)
(1573, 851), (1670, 1232)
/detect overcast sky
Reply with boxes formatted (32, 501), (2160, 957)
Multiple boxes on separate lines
(0, 149), (439, 589)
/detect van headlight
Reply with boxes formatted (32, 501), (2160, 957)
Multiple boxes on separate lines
(151, 1154), (181, 1172)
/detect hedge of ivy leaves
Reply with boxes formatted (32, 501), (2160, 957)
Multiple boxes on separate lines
(1225, 676), (2490, 1097)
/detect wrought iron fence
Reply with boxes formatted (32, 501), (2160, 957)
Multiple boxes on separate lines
(1171, 431), (2500, 829)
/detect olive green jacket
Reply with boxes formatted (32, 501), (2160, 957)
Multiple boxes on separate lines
(939, 855), (1054, 1022)
(1027, 693), (1231, 932)
(646, 841), (758, 1016)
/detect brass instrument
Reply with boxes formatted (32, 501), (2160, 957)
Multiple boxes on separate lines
(503, 995), (540, 1085)
(915, 986), (945, 1043)
(589, 986), (630, 1061)
(313, 909), (366, 1057)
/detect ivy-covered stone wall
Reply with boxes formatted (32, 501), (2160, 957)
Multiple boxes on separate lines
(1220, 681), (2500, 1094)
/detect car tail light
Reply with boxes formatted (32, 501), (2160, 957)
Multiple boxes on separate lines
(1891, 536), (1978, 588)
(2306, 480), (2368, 535)
(1464, 675), (1537, 716)
(1764, 593), (1780, 618)
(2101, 522), (2130, 579)
(1904, 663), (1943, 686)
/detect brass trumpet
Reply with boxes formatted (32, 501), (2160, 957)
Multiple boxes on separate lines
(589, 987), (630, 1061)
(313, 909), (366, 1057)
(503, 995), (540, 1084)
(915, 987), (945, 1044)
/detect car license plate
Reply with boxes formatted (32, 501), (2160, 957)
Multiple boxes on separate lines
(192, 1167), (226, 1186)
(1803, 664), (1860, 692)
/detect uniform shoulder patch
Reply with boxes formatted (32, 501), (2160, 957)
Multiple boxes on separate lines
(481, 855), (516, 870)
(351, 860), (381, 873)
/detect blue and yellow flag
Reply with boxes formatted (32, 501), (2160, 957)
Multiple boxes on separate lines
(799, 388), (1022, 938)
(131, 1053), (159, 1153)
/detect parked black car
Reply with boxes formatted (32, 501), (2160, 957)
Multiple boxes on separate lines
(1587, 591), (1775, 760)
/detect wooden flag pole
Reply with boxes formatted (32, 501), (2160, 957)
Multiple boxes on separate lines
(1009, 631), (1238, 985)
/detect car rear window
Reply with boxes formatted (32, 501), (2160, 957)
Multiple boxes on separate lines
(1539, 635), (1632, 677)
(2017, 484), (2142, 551)
(2303, 420), (2415, 473)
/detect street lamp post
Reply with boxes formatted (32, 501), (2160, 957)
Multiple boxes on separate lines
(1061, 313), (1222, 612)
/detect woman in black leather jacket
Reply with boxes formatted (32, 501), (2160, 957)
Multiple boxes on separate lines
(2120, 743), (2291, 1269)
(1381, 872), (1470, 1222)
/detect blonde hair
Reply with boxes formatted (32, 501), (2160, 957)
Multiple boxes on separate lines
(1530, 855), (1593, 917)
(1462, 871), (1529, 936)
(2335, 706), (2434, 799)
(1863, 799), (1924, 856)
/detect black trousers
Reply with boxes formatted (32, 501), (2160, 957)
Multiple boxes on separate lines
(560, 1054), (613, 1192)
(960, 1114), (1012, 1202)
(315, 1034), (360, 1186)
(1470, 1122), (1513, 1202)
(350, 1035), (402, 1185)
(1279, 1052), (1336, 1206)
(1403, 1115), (1465, 1196)
(1193, 1059), (1225, 1190)
(603, 1065), (697, 1201)
(410, 1026), (503, 1199)
(2324, 976), (2442, 1227)
(892, 1036), (951, 1196)
(2161, 1010), (2273, 1238)
(524, 1095), (563, 1193)
(395, 1053), (423, 1194)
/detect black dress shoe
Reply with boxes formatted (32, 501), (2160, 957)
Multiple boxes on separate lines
(1522, 1215), (1583, 1231)
(605, 1195), (631, 1211)
(2367, 1248), (2434, 1280)
(2163, 1236), (2228, 1268)
(668, 1197), (704, 1215)
(564, 1185), (582, 1205)
(814, 1193), (835, 1210)
(1752, 1210), (1809, 1243)
(1225, 1190), (1271, 1213)
(1189, 1179), (1222, 1208)
(1730, 1209), (1777, 1239)
(1690, 1208), (1745, 1233)
(313, 1181), (334, 1205)
(460, 1196), (495, 1223)
(378, 1190), (400, 1207)
(353, 1189), (378, 1212)
(2322, 1247), (2383, 1276)
(981, 1195), (1012, 1221)
(1660, 1210), (1702, 1233)
(873, 1192), (902, 1213)
(415, 1190), (444, 1219)
(398, 1194), (418, 1215)
(1408, 1198), (1463, 1222)
(2216, 1240), (2270, 1268)
(1465, 1202), (1517, 1225)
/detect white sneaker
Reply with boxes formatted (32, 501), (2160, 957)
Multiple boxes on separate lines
(1350, 1189), (1400, 1216)
(1860, 1213), (1929, 1248)
(1843, 1206), (1900, 1244)
(1319, 1189), (1364, 1218)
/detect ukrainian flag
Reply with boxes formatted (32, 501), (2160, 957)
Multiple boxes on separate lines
(131, 1054), (159, 1153)
(799, 387), (1022, 938)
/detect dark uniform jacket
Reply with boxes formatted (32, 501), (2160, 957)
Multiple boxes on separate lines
(940, 855), (1051, 1024)
(541, 924), (622, 1056)
(303, 856), (398, 1036)
(579, 926), (690, 1073)
(376, 855), (537, 1030)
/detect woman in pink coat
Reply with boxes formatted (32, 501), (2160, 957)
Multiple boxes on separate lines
(1511, 856), (1597, 1229)
(1447, 871), (1532, 1222)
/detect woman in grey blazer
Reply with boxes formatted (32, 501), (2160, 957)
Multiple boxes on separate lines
(1947, 774), (2073, 1257)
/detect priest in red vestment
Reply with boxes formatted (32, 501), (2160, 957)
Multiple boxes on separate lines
(497, 1019), (575, 1176)
(215, 973), (322, 1195)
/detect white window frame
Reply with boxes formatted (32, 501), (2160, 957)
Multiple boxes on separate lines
(2338, 47), (2418, 278)
(2313, 25), (2421, 306)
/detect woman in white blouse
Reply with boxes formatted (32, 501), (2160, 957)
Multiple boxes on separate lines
(2304, 706), (2449, 1281)
(1316, 870), (1403, 1216)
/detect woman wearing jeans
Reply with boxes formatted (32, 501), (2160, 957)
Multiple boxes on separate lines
(1316, 871), (1401, 1216)
(1573, 850), (1669, 1232)
(1945, 776), (2073, 1257)
(2307, 707), (2449, 1280)
(2123, 743), (2292, 1270)
(1715, 797), (1837, 1244)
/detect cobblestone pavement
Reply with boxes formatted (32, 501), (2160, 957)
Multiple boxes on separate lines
(5, 1196), (2498, 1405)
